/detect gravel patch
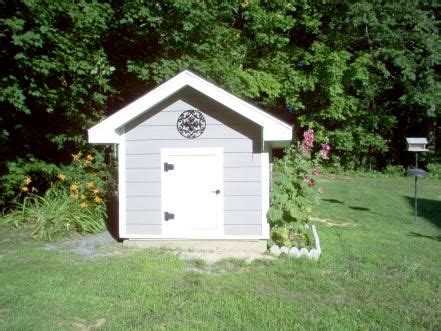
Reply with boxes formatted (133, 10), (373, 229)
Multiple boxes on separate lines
(44, 231), (122, 259)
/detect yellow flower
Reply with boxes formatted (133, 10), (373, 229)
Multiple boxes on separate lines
(84, 160), (91, 165)
(21, 186), (29, 192)
(31, 187), (38, 193)
(92, 189), (100, 194)
(87, 181), (94, 188)
(80, 202), (87, 208)
(23, 177), (32, 185)
(80, 194), (86, 200)
(70, 183), (79, 191)
(71, 152), (82, 161)
(57, 174), (66, 181)
(94, 196), (102, 204)
(70, 193), (78, 199)
(86, 154), (94, 162)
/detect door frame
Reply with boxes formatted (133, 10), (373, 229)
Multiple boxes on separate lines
(160, 147), (224, 238)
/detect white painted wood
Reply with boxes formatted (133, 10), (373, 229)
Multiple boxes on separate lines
(224, 211), (262, 225)
(225, 225), (262, 236)
(126, 152), (261, 168)
(224, 182), (261, 196)
(161, 148), (224, 238)
(126, 211), (161, 225)
(223, 153), (261, 167)
(261, 153), (270, 239)
(125, 124), (257, 141)
(118, 137), (127, 238)
(224, 196), (261, 211)
(134, 111), (221, 126)
(126, 139), (253, 154)
(126, 182), (161, 197)
(126, 154), (160, 168)
(127, 197), (161, 210)
(224, 167), (261, 182)
(126, 224), (161, 234)
(126, 168), (160, 182)
(88, 70), (292, 144)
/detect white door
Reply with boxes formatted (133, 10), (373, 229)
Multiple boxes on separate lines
(161, 148), (223, 238)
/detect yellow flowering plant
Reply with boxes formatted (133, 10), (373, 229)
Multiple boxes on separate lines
(2, 150), (115, 240)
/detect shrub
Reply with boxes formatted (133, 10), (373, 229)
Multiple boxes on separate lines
(1, 151), (113, 239)
(383, 165), (405, 177)
(3, 188), (106, 240)
(268, 129), (329, 248)
(0, 157), (59, 206)
(427, 163), (441, 179)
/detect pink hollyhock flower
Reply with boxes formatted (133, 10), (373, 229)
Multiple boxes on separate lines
(300, 129), (315, 153)
(320, 143), (330, 159)
(313, 168), (320, 176)
(303, 129), (315, 145)
(303, 174), (309, 181)
(308, 178), (315, 188)
(318, 187), (324, 195)
(301, 142), (312, 153)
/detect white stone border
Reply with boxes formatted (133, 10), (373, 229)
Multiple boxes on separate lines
(269, 225), (322, 260)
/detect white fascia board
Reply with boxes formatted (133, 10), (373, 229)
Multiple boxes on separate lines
(263, 121), (292, 141)
(88, 70), (293, 144)
(88, 74), (188, 143)
(185, 71), (292, 142)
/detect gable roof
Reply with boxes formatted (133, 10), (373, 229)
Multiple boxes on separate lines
(88, 70), (292, 143)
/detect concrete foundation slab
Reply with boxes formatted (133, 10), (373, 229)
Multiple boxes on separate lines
(123, 239), (268, 253)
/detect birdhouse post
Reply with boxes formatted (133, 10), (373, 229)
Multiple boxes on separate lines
(404, 138), (429, 223)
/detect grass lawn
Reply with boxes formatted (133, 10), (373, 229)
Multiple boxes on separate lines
(1, 176), (440, 329)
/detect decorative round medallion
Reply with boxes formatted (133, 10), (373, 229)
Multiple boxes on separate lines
(177, 110), (206, 139)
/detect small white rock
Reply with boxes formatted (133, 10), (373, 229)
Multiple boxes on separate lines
(299, 248), (309, 257)
(280, 246), (289, 254)
(288, 247), (300, 257)
(308, 249), (317, 260)
(269, 245), (281, 256)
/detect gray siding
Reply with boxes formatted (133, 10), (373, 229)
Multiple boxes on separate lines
(124, 87), (262, 236)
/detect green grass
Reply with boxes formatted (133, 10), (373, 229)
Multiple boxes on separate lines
(1, 176), (440, 329)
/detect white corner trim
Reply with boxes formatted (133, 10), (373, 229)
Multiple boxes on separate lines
(261, 152), (270, 239)
(88, 70), (292, 144)
(118, 135), (127, 238)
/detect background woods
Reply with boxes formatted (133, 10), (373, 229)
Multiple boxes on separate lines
(1, 1), (440, 205)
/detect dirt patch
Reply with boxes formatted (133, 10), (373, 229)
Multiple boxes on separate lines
(72, 318), (106, 331)
(179, 249), (273, 266)
(43, 232), (271, 264)
(311, 217), (356, 227)
(44, 232), (123, 259)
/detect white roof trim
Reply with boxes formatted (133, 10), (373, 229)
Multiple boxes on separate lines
(88, 70), (292, 143)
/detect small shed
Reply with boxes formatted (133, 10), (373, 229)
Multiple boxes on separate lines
(88, 70), (292, 248)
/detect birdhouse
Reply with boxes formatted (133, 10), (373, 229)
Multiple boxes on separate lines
(406, 138), (429, 152)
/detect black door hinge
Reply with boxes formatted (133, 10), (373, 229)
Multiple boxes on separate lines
(164, 212), (175, 221)
(164, 162), (174, 172)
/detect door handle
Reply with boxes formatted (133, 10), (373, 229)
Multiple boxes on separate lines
(211, 189), (220, 195)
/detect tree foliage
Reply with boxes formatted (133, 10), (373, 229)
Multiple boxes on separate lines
(0, 1), (440, 202)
